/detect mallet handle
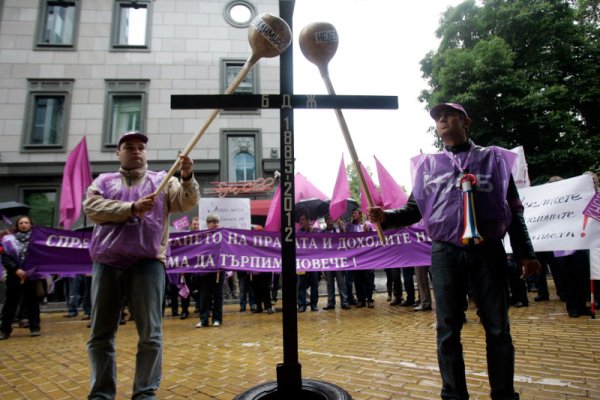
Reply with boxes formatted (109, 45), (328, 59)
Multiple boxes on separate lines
(153, 53), (261, 196)
(319, 67), (386, 244)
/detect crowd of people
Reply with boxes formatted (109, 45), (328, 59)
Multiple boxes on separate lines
(0, 110), (598, 399)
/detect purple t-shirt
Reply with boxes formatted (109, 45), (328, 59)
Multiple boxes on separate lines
(410, 145), (516, 246)
(89, 170), (167, 267)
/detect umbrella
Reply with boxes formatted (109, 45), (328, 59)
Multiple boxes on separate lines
(0, 201), (30, 218)
(295, 198), (329, 222)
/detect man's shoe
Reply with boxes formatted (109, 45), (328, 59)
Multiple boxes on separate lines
(298, 306), (307, 313)
(267, 308), (275, 314)
(389, 298), (401, 306)
(63, 313), (77, 318)
(322, 305), (335, 310)
(213, 321), (221, 327)
(534, 295), (549, 302)
(311, 306), (319, 312)
(239, 306), (246, 312)
(355, 302), (366, 308)
(567, 309), (580, 318)
(386, 295), (392, 302)
(399, 300), (414, 307)
(179, 312), (189, 320)
(81, 315), (91, 321)
(172, 311), (180, 317)
(30, 330), (41, 337)
(195, 321), (207, 328)
(413, 304), (432, 311)
(0, 332), (9, 340)
(367, 301), (375, 308)
(341, 304), (351, 310)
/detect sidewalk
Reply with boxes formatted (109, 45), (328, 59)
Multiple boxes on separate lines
(0, 284), (599, 399)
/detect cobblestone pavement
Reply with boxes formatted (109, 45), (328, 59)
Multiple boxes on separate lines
(0, 290), (599, 399)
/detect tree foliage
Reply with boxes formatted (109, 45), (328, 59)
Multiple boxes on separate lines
(420, 0), (599, 183)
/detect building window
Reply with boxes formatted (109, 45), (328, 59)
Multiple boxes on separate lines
(223, 0), (257, 28)
(22, 188), (58, 227)
(225, 132), (261, 182)
(35, 0), (80, 49)
(221, 59), (258, 95)
(111, 0), (153, 51)
(23, 80), (73, 150)
(103, 80), (149, 148)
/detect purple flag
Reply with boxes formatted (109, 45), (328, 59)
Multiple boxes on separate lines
(375, 156), (408, 209)
(330, 155), (351, 220)
(264, 185), (281, 232)
(359, 163), (383, 215)
(583, 192), (600, 222)
(264, 173), (329, 231)
(59, 137), (92, 230)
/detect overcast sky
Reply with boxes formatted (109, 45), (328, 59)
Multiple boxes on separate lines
(290, 0), (463, 195)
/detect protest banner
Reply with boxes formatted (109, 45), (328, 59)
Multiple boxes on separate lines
(26, 226), (432, 276)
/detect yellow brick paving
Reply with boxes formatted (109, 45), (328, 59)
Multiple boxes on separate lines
(0, 293), (599, 399)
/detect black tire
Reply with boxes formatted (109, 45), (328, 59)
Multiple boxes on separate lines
(234, 379), (352, 400)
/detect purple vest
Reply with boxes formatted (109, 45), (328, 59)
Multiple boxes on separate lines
(411, 145), (516, 246)
(89, 170), (167, 267)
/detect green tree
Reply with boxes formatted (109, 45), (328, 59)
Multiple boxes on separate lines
(346, 162), (377, 204)
(420, 0), (599, 183)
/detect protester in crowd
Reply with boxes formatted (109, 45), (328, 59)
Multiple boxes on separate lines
(195, 214), (225, 327)
(399, 267), (416, 307)
(0, 215), (42, 339)
(320, 214), (350, 310)
(223, 271), (238, 300)
(543, 175), (591, 317)
(296, 213), (320, 312)
(346, 208), (374, 308)
(506, 255), (529, 308)
(251, 271), (274, 314)
(83, 131), (199, 399)
(369, 103), (540, 399)
(237, 271), (257, 312)
(64, 274), (92, 319)
(414, 266), (432, 311)
(384, 268), (402, 304)
(585, 171), (600, 307)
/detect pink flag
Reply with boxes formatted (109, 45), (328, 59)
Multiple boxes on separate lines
(375, 156), (408, 209)
(264, 173), (328, 231)
(329, 155), (351, 220)
(359, 163), (383, 214)
(59, 137), (92, 230)
(264, 185), (281, 232)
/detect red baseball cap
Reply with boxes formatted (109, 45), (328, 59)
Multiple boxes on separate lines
(117, 131), (148, 147)
(430, 103), (468, 120)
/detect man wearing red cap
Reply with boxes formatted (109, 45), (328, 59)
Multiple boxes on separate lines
(370, 104), (540, 399)
(84, 131), (200, 399)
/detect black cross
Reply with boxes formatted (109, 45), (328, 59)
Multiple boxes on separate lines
(171, 1), (397, 396)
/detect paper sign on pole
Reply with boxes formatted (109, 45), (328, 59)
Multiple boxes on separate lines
(199, 198), (251, 229)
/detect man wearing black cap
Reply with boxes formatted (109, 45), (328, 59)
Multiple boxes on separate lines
(370, 104), (540, 399)
(84, 131), (200, 399)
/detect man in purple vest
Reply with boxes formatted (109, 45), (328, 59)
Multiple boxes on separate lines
(369, 103), (540, 400)
(83, 131), (200, 399)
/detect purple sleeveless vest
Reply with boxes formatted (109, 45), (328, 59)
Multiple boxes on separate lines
(89, 170), (167, 267)
(410, 145), (516, 246)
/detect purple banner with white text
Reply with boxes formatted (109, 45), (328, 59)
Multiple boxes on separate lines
(26, 226), (432, 276)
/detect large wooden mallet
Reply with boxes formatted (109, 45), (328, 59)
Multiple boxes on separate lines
(299, 22), (386, 244)
(153, 13), (292, 196)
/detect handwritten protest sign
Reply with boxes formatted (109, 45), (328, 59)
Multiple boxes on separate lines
(506, 174), (600, 252)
